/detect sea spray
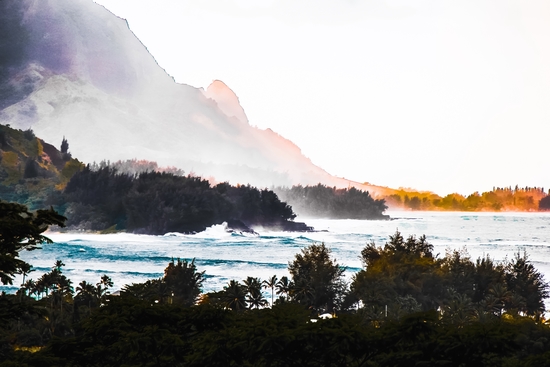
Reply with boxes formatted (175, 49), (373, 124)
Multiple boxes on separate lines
(4, 212), (550, 305)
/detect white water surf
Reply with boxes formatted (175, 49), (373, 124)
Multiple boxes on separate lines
(3, 211), (550, 303)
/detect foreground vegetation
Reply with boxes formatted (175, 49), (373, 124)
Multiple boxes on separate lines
(2, 202), (550, 366)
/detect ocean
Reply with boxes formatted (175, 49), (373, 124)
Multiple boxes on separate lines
(4, 211), (550, 301)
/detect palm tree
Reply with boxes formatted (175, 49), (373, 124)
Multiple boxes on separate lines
(35, 276), (48, 300)
(56, 276), (73, 316)
(54, 260), (65, 272)
(247, 290), (268, 309)
(243, 277), (265, 309)
(276, 276), (292, 300)
(262, 275), (278, 307)
(222, 280), (247, 311)
(96, 275), (113, 304)
(19, 263), (33, 291)
(243, 277), (262, 294)
(21, 279), (36, 300)
(100, 275), (114, 288)
(76, 280), (97, 309)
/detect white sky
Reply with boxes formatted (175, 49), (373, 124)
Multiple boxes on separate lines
(93, 0), (550, 196)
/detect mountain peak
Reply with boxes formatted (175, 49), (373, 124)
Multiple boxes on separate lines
(0, 0), (391, 195)
(203, 80), (249, 124)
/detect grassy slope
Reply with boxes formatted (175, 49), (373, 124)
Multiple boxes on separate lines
(0, 124), (83, 209)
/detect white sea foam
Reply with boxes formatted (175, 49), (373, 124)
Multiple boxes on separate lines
(193, 223), (233, 239)
(5, 212), (550, 304)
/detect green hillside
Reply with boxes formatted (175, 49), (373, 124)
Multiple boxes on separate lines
(0, 124), (83, 209)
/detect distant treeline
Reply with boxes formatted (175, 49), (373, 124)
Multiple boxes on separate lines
(89, 159), (185, 177)
(275, 184), (388, 219)
(387, 186), (550, 211)
(49, 166), (299, 234)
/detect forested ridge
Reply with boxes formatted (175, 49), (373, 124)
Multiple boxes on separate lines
(50, 166), (303, 234)
(3, 123), (550, 217)
(275, 184), (388, 219)
(0, 124), (390, 233)
(1, 124), (300, 235)
(2, 202), (550, 366)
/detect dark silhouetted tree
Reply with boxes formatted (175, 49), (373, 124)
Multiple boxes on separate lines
(23, 128), (34, 140)
(60, 136), (69, 154)
(288, 243), (347, 313)
(220, 280), (248, 311)
(505, 252), (548, 317)
(164, 258), (205, 307)
(263, 274), (278, 307)
(0, 201), (66, 285)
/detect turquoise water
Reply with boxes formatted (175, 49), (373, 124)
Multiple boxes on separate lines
(3, 211), (550, 299)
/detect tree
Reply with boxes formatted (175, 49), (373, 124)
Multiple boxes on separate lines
(96, 274), (114, 304)
(276, 276), (291, 299)
(19, 262), (33, 298)
(75, 280), (97, 309)
(60, 136), (69, 154)
(263, 275), (278, 307)
(244, 276), (267, 309)
(505, 252), (548, 317)
(288, 243), (347, 313)
(351, 231), (442, 314)
(221, 280), (247, 311)
(163, 258), (205, 306)
(0, 201), (66, 285)
(23, 128), (35, 140)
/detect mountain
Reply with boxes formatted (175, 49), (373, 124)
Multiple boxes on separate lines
(0, 0), (394, 196)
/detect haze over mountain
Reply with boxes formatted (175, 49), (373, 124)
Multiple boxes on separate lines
(0, 0), (394, 196)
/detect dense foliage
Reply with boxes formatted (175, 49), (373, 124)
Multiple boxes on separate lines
(0, 201), (66, 285)
(350, 232), (549, 322)
(122, 258), (205, 307)
(287, 243), (347, 313)
(387, 186), (550, 212)
(0, 299), (537, 367)
(55, 166), (299, 234)
(2, 202), (550, 365)
(275, 184), (388, 219)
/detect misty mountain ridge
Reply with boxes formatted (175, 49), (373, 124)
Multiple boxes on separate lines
(0, 0), (393, 195)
